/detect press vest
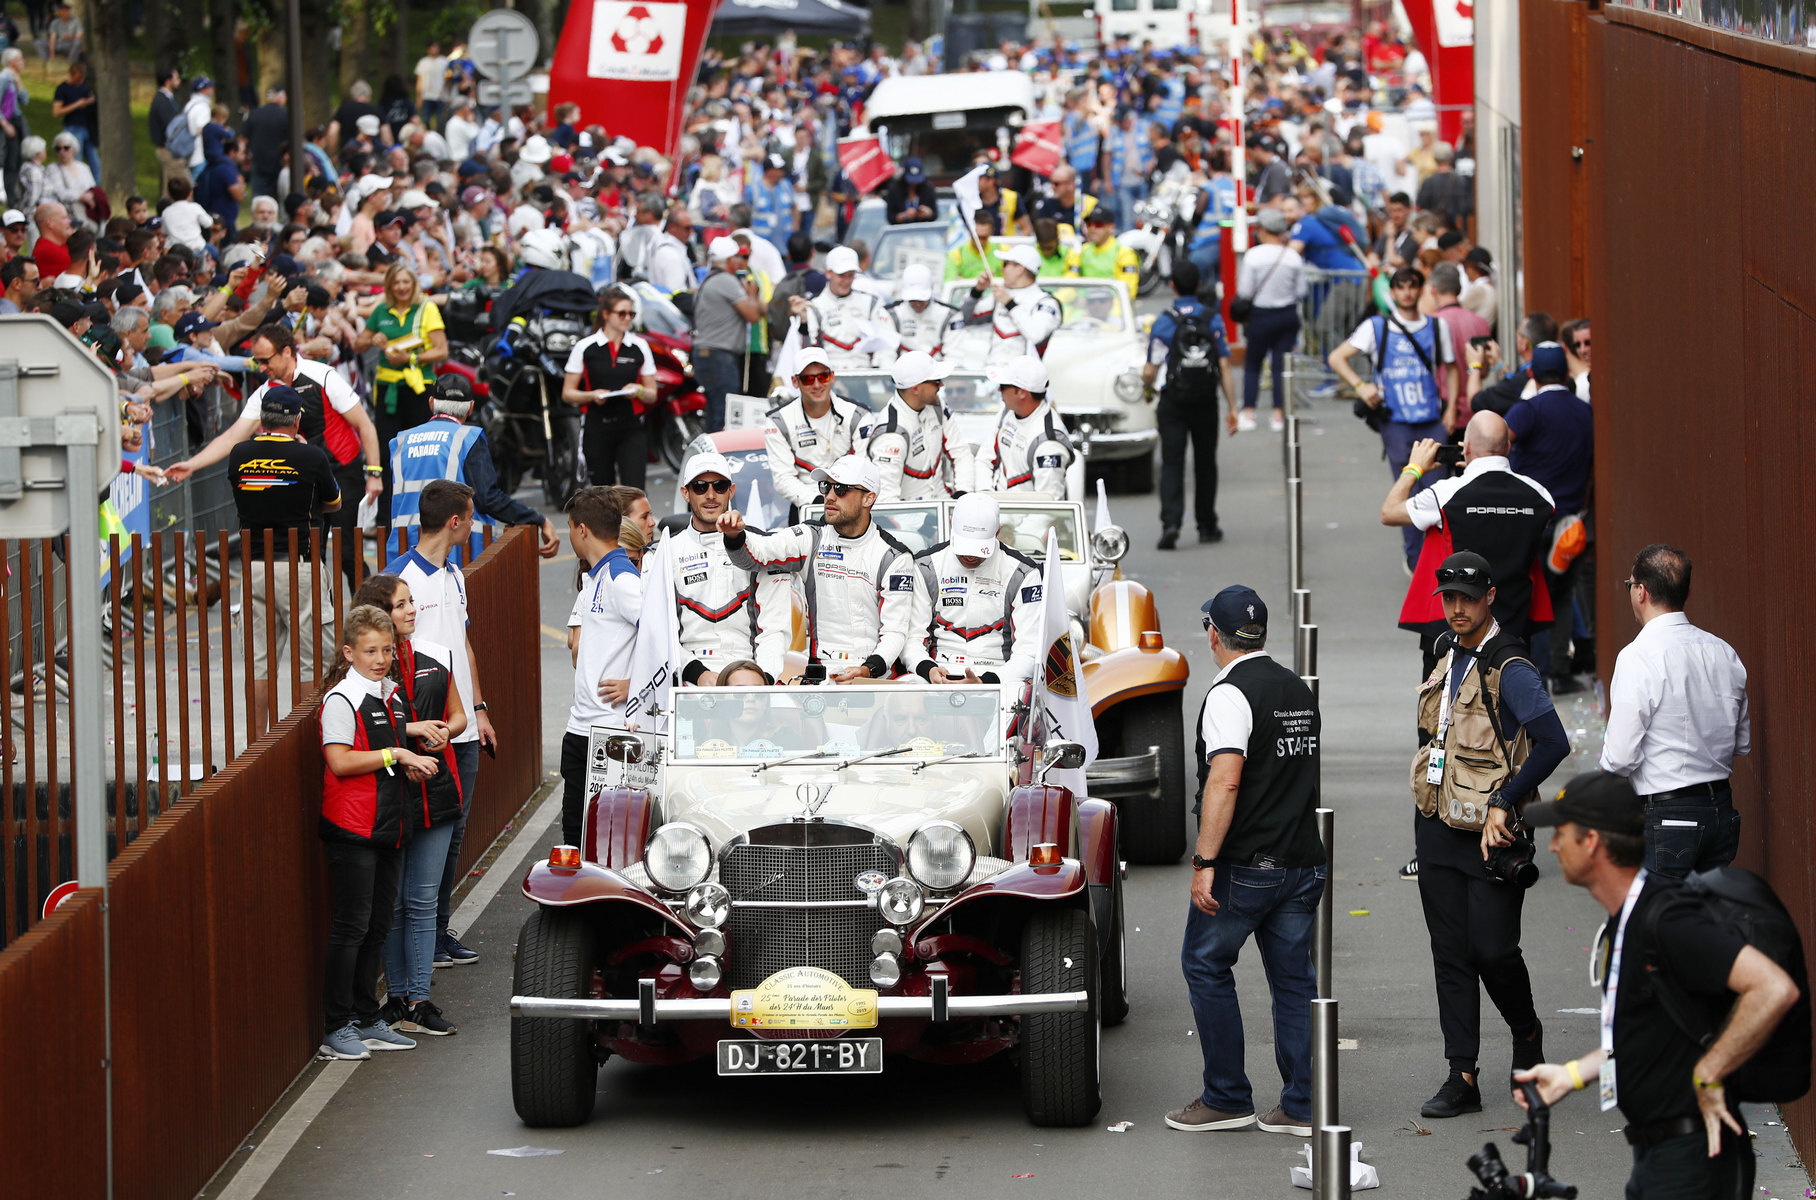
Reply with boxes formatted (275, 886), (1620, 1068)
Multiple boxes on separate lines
(1193, 655), (1325, 867)
(388, 416), (497, 558)
(1411, 630), (1534, 834)
(1372, 314), (1444, 424)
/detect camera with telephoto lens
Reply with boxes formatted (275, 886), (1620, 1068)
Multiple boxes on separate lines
(1462, 1079), (1578, 1199)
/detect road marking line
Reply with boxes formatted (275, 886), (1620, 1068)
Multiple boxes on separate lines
(214, 1060), (360, 1200)
(541, 622), (570, 642)
(449, 786), (563, 940)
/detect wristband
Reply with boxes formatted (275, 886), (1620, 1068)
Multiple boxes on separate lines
(364, 465), (383, 476)
(1693, 1073), (1723, 1090)
(1401, 464), (1423, 481)
(381, 747), (395, 768)
(1564, 1060), (1586, 1091)
(178, 373), (190, 387)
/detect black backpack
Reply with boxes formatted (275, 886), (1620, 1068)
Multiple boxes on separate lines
(1166, 305), (1219, 398)
(1639, 866), (1811, 1104)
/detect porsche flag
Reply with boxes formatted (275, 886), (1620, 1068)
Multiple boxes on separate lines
(624, 533), (681, 732)
(1011, 120), (1064, 178)
(1036, 526), (1098, 796)
(837, 134), (895, 195)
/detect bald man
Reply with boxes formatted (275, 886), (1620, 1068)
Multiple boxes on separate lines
(32, 202), (74, 278)
(1383, 411), (1557, 674)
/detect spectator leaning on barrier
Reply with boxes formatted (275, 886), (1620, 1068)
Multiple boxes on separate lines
(1516, 771), (1799, 1200)
(1145, 260), (1237, 551)
(1410, 551), (1570, 1121)
(1599, 544), (1751, 882)
(1170, 585), (1324, 1139)
(559, 486), (639, 848)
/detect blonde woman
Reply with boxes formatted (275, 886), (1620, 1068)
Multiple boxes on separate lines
(356, 262), (448, 504)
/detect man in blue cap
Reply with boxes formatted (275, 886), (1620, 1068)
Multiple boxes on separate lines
(1169, 585), (1324, 1138)
(885, 157), (938, 225)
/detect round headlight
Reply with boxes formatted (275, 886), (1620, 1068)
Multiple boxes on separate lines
(1113, 370), (1144, 402)
(869, 952), (902, 988)
(644, 822), (713, 894)
(907, 820), (976, 893)
(545, 331), (577, 355)
(1091, 525), (1130, 564)
(877, 877), (925, 926)
(684, 881), (731, 928)
(689, 954), (723, 991)
(871, 927), (904, 957)
(692, 927), (726, 959)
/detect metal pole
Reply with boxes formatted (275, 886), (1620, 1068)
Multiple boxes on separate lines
(1287, 434), (1302, 482)
(1316, 1125), (1353, 1200)
(1311, 998), (1339, 1161)
(1315, 807), (1334, 999)
(285, 0), (307, 195)
(1286, 476), (1302, 596)
(1293, 588), (1311, 631)
(1301, 674), (1319, 702)
(1283, 354), (1297, 422)
(1302, 623), (1319, 679)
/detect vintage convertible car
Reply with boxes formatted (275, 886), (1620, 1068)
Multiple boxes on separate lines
(509, 684), (1123, 1129)
(940, 278), (1157, 494)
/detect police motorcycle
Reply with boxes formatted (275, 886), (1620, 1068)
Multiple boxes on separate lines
(1122, 173), (1201, 299)
(481, 228), (595, 508)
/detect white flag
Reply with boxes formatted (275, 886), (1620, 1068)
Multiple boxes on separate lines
(1094, 476), (1112, 533)
(949, 163), (990, 262)
(1036, 526), (1098, 796)
(768, 314), (803, 390)
(624, 534), (681, 733)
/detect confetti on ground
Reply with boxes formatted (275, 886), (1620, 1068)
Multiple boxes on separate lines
(488, 1147), (565, 1158)
(1349, 909), (1370, 916)
(1013, 1174), (1035, 1179)
(1106, 1122), (1134, 1132)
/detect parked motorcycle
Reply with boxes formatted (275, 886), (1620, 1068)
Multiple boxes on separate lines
(641, 328), (708, 471)
(1123, 176), (1201, 298)
(481, 305), (591, 509)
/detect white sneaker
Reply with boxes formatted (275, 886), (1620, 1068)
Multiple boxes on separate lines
(1236, 410), (1257, 433)
(1269, 410), (1286, 433)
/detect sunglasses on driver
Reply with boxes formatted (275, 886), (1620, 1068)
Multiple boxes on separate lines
(686, 478), (732, 495)
(796, 370), (833, 385)
(818, 481), (866, 498)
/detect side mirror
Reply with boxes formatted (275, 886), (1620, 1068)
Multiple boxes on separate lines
(1039, 741), (1087, 782)
(605, 735), (645, 765)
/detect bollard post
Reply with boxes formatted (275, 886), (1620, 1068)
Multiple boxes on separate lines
(1315, 807), (1334, 999)
(1301, 674), (1320, 702)
(1302, 623), (1319, 680)
(1317, 1125), (1353, 1200)
(1283, 355), (1297, 421)
(1286, 476), (1303, 596)
(1294, 622), (1308, 676)
(1293, 588), (1311, 635)
(1311, 997), (1340, 1178)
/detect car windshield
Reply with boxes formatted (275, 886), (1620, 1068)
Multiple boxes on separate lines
(671, 686), (1004, 761)
(631, 282), (690, 336)
(831, 373), (895, 413)
(871, 225), (952, 280)
(1043, 282), (1127, 332)
(996, 505), (1084, 561)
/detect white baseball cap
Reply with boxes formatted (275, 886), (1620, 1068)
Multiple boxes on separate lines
(988, 354), (1049, 394)
(892, 350), (950, 390)
(950, 492), (1000, 561)
(899, 263), (934, 303)
(356, 114), (380, 137)
(682, 450), (735, 486)
(397, 189), (433, 210)
(708, 235), (742, 261)
(998, 244), (1043, 275)
(2, 209), (25, 228)
(52, 272), (84, 290)
(793, 348), (833, 376)
(811, 454), (881, 493)
(824, 245), (860, 274)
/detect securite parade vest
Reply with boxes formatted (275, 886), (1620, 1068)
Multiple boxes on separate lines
(388, 417), (496, 560)
(1063, 112), (1100, 175)
(744, 176), (794, 251)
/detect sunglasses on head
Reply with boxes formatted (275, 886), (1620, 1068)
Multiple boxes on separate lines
(797, 370), (833, 385)
(1435, 565), (1484, 584)
(818, 481), (865, 498)
(686, 478), (731, 495)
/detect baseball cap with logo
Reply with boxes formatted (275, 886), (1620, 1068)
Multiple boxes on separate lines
(987, 354), (1049, 395)
(825, 245), (860, 275)
(892, 350), (950, 391)
(810, 455), (881, 494)
(903, 156), (926, 184)
(259, 384), (306, 417)
(998, 244), (1044, 275)
(682, 451), (735, 487)
(1202, 584), (1268, 645)
(172, 312), (220, 339)
(949, 493), (1000, 561)
(1521, 770), (1646, 837)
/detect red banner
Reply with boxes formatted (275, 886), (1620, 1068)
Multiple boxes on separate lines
(546, 0), (722, 161)
(1398, 0), (1473, 146)
(1010, 120), (1064, 178)
(837, 135), (895, 195)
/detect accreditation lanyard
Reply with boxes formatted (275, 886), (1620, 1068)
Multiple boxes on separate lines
(1425, 620), (1500, 786)
(1599, 868), (1650, 1111)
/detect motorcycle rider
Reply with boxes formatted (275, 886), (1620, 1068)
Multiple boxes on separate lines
(907, 492), (1044, 686)
(665, 451), (792, 684)
(958, 245), (1063, 366)
(764, 348), (867, 517)
(719, 455), (917, 683)
(883, 264), (956, 357)
(860, 350), (975, 501)
(489, 227), (596, 332)
(978, 354), (1076, 498)
(791, 244), (893, 370)
(1066, 207), (1141, 297)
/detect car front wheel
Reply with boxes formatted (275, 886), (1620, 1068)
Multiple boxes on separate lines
(1019, 906), (1101, 1127)
(510, 907), (600, 1127)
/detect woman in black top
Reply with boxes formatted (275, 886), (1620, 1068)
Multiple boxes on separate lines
(561, 285), (658, 490)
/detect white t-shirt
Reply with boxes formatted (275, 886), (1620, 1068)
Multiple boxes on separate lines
(163, 200), (213, 252)
(446, 114), (479, 162)
(415, 55), (448, 103)
(1200, 651), (1270, 758)
(320, 670), (397, 746)
(1343, 312), (1456, 362)
(1403, 456), (1554, 533)
(239, 355), (362, 422)
(566, 548), (643, 736)
(388, 549), (478, 743)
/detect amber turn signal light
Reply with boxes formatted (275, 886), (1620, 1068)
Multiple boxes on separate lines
(549, 845), (582, 869)
(1140, 630), (1164, 650)
(1030, 843), (1062, 866)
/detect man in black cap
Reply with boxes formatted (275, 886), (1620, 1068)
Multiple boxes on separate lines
(1169, 585), (1324, 1138)
(884, 157), (937, 225)
(1411, 550), (1570, 1119)
(228, 384), (342, 728)
(1515, 771), (1799, 1200)
(366, 210), (411, 271)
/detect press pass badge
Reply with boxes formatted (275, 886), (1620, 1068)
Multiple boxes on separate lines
(1599, 1057), (1617, 1111)
(1426, 744), (1446, 786)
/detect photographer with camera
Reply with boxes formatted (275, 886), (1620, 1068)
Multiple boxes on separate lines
(1514, 771), (1800, 1200)
(1411, 551), (1570, 1120)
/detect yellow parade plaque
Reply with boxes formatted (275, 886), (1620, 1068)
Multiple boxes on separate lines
(729, 966), (879, 1030)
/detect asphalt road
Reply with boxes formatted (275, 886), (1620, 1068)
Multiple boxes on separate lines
(214, 318), (1811, 1200)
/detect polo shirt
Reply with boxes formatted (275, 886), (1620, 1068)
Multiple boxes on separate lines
(566, 548), (642, 736)
(385, 548), (477, 744)
(1505, 384), (1594, 515)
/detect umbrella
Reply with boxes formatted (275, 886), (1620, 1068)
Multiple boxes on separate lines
(709, 0), (871, 36)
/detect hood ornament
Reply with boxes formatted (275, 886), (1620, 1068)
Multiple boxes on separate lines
(796, 782), (829, 818)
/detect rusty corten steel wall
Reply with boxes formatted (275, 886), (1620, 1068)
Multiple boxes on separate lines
(0, 528), (545, 1198)
(1527, 0), (1816, 1160)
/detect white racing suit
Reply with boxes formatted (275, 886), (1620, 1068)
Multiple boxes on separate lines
(724, 519), (918, 677)
(804, 286), (897, 370)
(885, 298), (959, 357)
(859, 395), (976, 501)
(979, 400), (1076, 497)
(907, 541), (1045, 685)
(763, 394), (869, 513)
(957, 282), (1063, 365)
(665, 518), (793, 683)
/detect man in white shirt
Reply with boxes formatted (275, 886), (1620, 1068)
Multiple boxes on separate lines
(385, 479), (498, 965)
(646, 207), (696, 295)
(414, 42), (448, 129)
(444, 98), (480, 162)
(978, 354), (1076, 499)
(559, 486), (642, 846)
(183, 76), (214, 170)
(1599, 543), (1750, 880)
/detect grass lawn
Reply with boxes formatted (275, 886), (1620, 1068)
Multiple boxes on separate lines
(15, 50), (164, 204)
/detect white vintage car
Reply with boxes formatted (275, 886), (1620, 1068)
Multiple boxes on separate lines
(509, 684), (1125, 1129)
(941, 278), (1158, 493)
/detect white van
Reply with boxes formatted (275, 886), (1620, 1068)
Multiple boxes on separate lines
(1093, 0), (1223, 52)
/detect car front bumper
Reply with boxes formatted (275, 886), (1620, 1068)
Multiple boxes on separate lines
(511, 989), (1090, 1024)
(1078, 428), (1159, 462)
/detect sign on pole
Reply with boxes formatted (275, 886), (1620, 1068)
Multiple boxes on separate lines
(469, 8), (542, 82)
(477, 79), (537, 107)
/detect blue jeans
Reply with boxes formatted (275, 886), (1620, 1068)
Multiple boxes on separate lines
(1116, 183), (1144, 231)
(383, 819), (456, 1003)
(1645, 792), (1740, 882)
(1241, 305), (1300, 412)
(435, 741), (480, 932)
(694, 346), (743, 433)
(1382, 418), (1447, 563)
(64, 124), (102, 185)
(1181, 862), (1325, 1118)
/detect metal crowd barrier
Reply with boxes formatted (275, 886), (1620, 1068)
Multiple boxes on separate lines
(1291, 267), (1376, 401)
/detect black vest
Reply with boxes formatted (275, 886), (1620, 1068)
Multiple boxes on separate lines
(1440, 470), (1553, 634)
(397, 641), (464, 829)
(1193, 655), (1325, 867)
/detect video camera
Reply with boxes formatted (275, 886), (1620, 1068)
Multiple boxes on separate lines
(1460, 1078), (1577, 1200)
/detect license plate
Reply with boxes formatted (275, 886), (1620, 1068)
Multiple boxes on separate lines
(716, 1038), (884, 1076)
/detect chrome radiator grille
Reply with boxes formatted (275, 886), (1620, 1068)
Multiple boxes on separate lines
(721, 838), (895, 989)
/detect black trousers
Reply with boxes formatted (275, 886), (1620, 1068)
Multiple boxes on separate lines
(1417, 859), (1538, 1071)
(1626, 1124), (1754, 1200)
(560, 731), (590, 848)
(330, 460), (368, 592)
(321, 839), (404, 1032)
(1156, 395), (1220, 535)
(584, 417), (647, 491)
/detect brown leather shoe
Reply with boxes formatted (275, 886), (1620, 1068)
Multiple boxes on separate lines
(1164, 1098), (1256, 1131)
